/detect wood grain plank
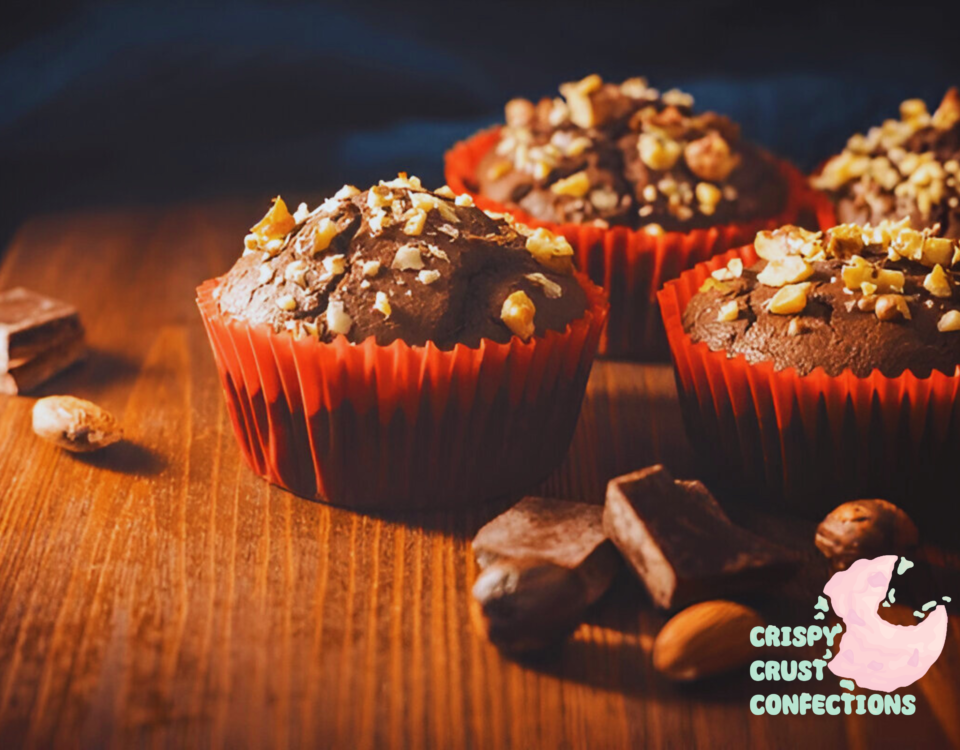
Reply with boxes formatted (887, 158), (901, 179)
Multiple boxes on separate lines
(0, 204), (957, 749)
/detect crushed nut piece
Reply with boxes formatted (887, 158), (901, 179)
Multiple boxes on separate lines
(334, 184), (360, 200)
(326, 300), (352, 336)
(403, 209), (427, 236)
(362, 260), (381, 277)
(500, 290), (536, 341)
(874, 294), (911, 321)
(418, 269), (441, 285)
(717, 300), (739, 322)
(768, 283), (811, 315)
(924, 264), (953, 298)
(392, 244), (425, 271)
(638, 132), (682, 171)
(550, 171), (591, 197)
(695, 182), (722, 215)
(374, 291), (392, 318)
(250, 197), (296, 242)
(757, 256), (814, 287)
(313, 218), (338, 254)
(841, 255), (905, 293)
(684, 133), (740, 182)
(938, 310), (960, 332)
(525, 272), (563, 299)
(321, 254), (346, 279)
(276, 294), (297, 312)
(525, 228), (574, 273)
(284, 260), (308, 288)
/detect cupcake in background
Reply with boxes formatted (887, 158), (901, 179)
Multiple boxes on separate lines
(447, 74), (815, 358)
(198, 175), (607, 510)
(813, 89), (960, 238)
(658, 219), (960, 522)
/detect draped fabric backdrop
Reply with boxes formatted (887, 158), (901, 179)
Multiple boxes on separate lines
(2, 0), (959, 246)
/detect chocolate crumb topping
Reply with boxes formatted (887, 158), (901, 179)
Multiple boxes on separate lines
(813, 89), (960, 239)
(476, 74), (788, 231)
(683, 220), (960, 377)
(217, 175), (588, 348)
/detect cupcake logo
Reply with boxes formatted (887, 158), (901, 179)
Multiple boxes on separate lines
(749, 555), (950, 716)
(824, 555), (949, 692)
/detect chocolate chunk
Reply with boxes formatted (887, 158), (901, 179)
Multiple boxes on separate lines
(603, 465), (796, 610)
(0, 288), (83, 372)
(471, 497), (620, 652)
(1, 335), (85, 395)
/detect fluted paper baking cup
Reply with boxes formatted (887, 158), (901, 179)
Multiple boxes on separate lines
(657, 245), (960, 519)
(446, 127), (818, 360)
(197, 274), (608, 511)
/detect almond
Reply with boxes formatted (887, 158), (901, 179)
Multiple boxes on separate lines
(652, 600), (764, 681)
(32, 395), (123, 453)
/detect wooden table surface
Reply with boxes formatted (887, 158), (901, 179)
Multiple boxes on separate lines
(0, 202), (958, 749)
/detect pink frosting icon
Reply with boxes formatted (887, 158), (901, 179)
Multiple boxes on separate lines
(824, 555), (947, 692)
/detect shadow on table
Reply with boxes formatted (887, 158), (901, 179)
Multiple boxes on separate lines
(71, 439), (167, 477)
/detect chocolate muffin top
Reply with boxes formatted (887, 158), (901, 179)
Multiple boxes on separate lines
(215, 175), (588, 348)
(475, 74), (788, 232)
(812, 89), (960, 239)
(682, 221), (960, 377)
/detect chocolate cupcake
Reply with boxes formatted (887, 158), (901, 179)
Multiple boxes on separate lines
(198, 175), (607, 510)
(447, 74), (815, 358)
(659, 220), (960, 521)
(813, 89), (960, 238)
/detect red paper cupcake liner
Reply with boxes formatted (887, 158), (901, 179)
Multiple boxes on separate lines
(445, 127), (820, 360)
(658, 245), (960, 521)
(197, 274), (608, 511)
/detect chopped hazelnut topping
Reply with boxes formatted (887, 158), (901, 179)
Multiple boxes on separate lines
(454, 193), (475, 207)
(418, 269), (441, 285)
(392, 244), (425, 271)
(923, 264), (953, 298)
(938, 310), (960, 332)
(373, 291), (392, 318)
(284, 260), (308, 288)
(727, 258), (744, 278)
(787, 318), (802, 336)
(642, 184), (658, 202)
(434, 185), (456, 199)
(638, 132), (682, 171)
(367, 185), (394, 210)
(326, 300), (352, 336)
(550, 171), (591, 197)
(258, 265), (275, 285)
(244, 233), (259, 251)
(276, 294), (297, 312)
(525, 228), (575, 273)
(317, 255), (340, 278)
(313, 218), (338, 254)
(559, 74), (604, 128)
(861, 281), (878, 297)
(525, 272), (563, 299)
(874, 294), (911, 321)
(403, 210), (427, 236)
(841, 255), (905, 293)
(717, 300), (739, 322)
(589, 188), (619, 211)
(293, 202), (310, 225)
(684, 133), (740, 182)
(362, 260), (381, 278)
(251, 197), (296, 243)
(695, 182), (722, 215)
(757, 256), (814, 287)
(699, 277), (731, 293)
(644, 223), (665, 236)
(768, 282), (811, 315)
(500, 290), (537, 340)
(334, 184), (360, 200)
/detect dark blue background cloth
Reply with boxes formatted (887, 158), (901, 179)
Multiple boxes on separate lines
(2, 0), (959, 242)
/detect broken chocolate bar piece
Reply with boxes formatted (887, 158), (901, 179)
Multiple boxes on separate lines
(1, 335), (86, 395)
(603, 465), (797, 610)
(471, 497), (620, 652)
(0, 288), (83, 372)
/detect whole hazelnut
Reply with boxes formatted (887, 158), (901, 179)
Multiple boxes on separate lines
(814, 499), (918, 571)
